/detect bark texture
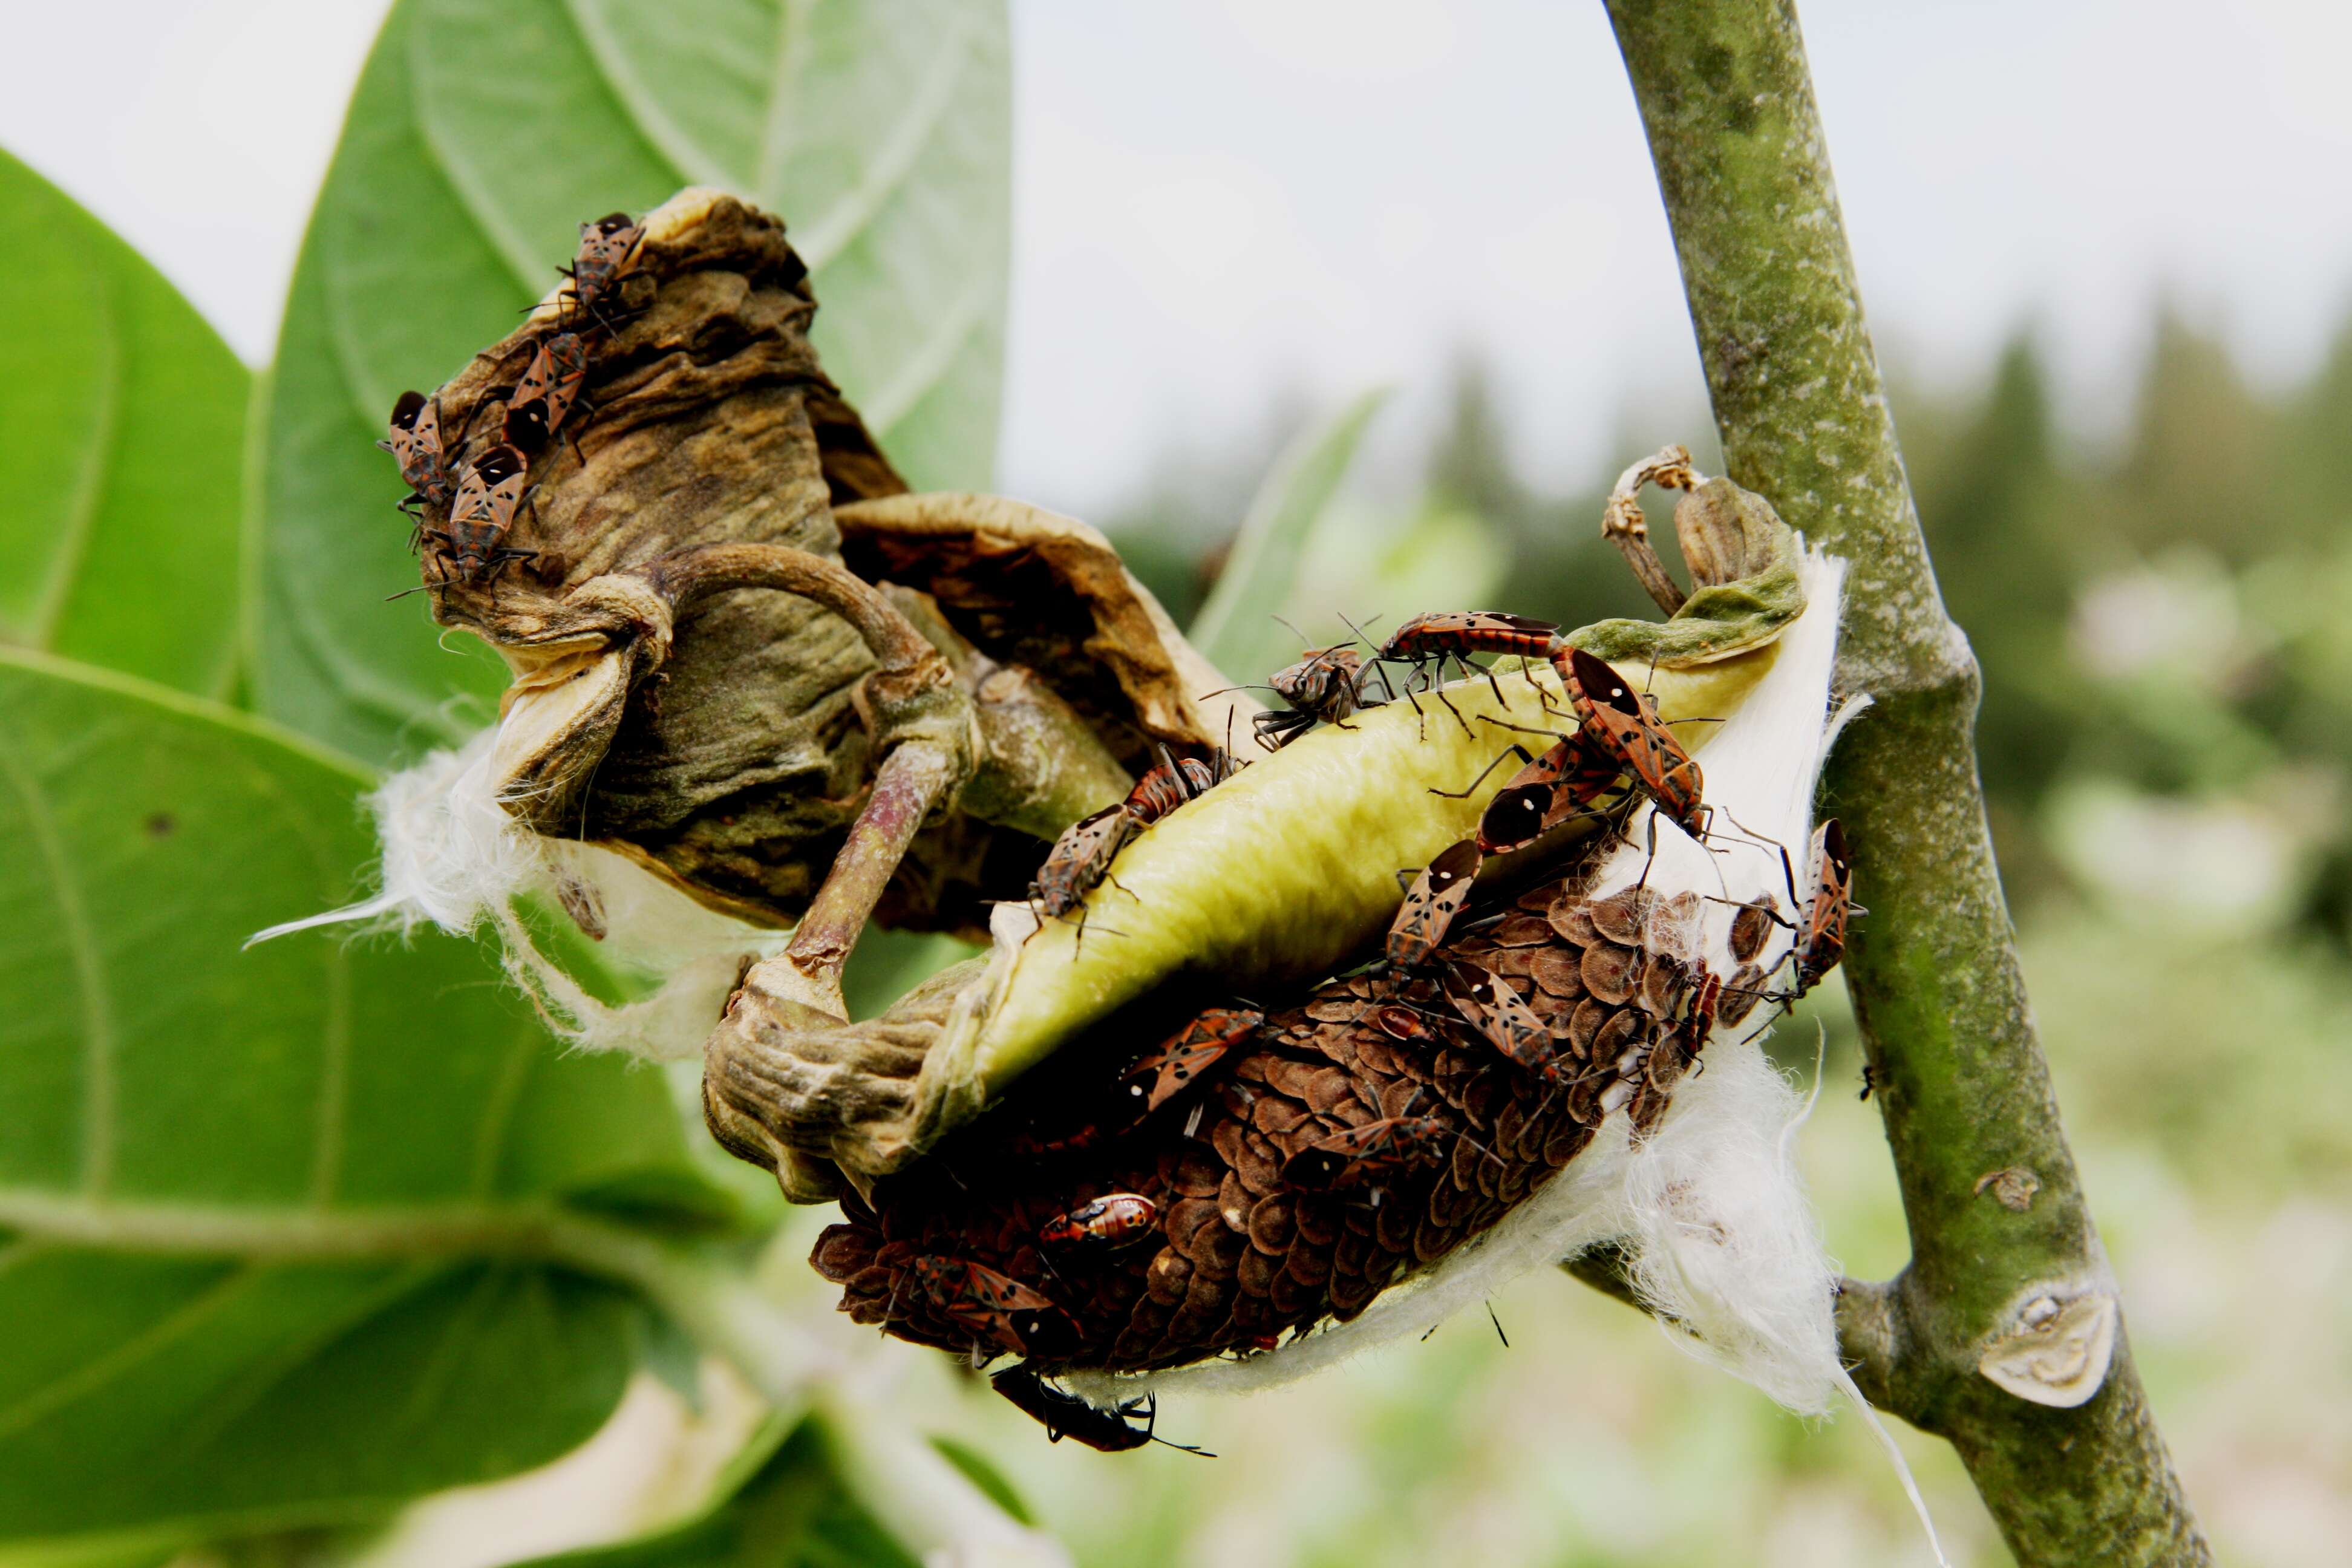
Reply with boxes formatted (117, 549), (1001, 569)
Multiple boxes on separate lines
(1602, 3), (2209, 1562)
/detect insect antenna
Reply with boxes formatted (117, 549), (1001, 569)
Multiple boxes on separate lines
(1487, 1301), (1510, 1348)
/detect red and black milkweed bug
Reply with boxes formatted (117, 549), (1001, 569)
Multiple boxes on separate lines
(1385, 838), (1482, 972)
(501, 332), (592, 451)
(1039, 1192), (1160, 1251)
(1122, 1006), (1263, 1114)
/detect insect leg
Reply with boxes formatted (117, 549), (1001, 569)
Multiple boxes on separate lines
(1429, 743), (1536, 800)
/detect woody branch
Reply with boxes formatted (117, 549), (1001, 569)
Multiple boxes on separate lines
(1599, 1), (2209, 1561)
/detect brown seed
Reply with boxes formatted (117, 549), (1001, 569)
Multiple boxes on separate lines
(1566, 998), (1610, 1056)
(1146, 1248), (1193, 1305)
(1307, 998), (1359, 1023)
(1547, 897), (1601, 946)
(1645, 890), (1702, 959)
(1236, 1244), (1279, 1296)
(1491, 913), (1554, 947)
(1285, 1242), (1333, 1287)
(1305, 1067), (1361, 1117)
(1588, 888), (1648, 945)
(1414, 1213), (1457, 1264)
(1264, 1058), (1319, 1101)
(1268, 1262), (1313, 1318)
(1253, 1095), (1314, 1138)
(1718, 962), (1769, 1024)
(1292, 1195), (1341, 1248)
(1637, 955), (1687, 1016)
(1593, 1008), (1647, 1069)
(1529, 945), (1587, 999)
(1581, 942), (1641, 1004)
(1247, 1194), (1296, 1252)
(1376, 1195), (1417, 1254)
(1218, 1171), (1252, 1230)
(1730, 900), (1777, 962)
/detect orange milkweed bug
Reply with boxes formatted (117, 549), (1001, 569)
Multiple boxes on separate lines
(904, 1255), (1077, 1358)
(1384, 838), (1483, 972)
(416, 443), (538, 587)
(1442, 959), (1555, 1071)
(1039, 1192), (1160, 1251)
(1280, 1114), (1454, 1191)
(1122, 745), (1239, 827)
(500, 332), (592, 451)
(1474, 734), (1631, 854)
(1554, 645), (1707, 841)
(1796, 818), (1855, 995)
(559, 211), (646, 333)
(1121, 1005), (1263, 1114)
(378, 391), (454, 537)
(1375, 609), (1563, 730)
(1028, 804), (1135, 930)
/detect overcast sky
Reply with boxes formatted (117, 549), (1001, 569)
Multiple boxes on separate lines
(5, 0), (2348, 519)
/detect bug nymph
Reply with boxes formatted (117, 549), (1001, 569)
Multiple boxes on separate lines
(990, 1365), (1214, 1456)
(1122, 745), (1240, 827)
(419, 443), (538, 587)
(1121, 1005), (1264, 1114)
(500, 332), (592, 451)
(1039, 1192), (1160, 1250)
(1384, 838), (1483, 972)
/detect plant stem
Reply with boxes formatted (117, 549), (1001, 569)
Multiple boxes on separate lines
(1602, 2), (2209, 1561)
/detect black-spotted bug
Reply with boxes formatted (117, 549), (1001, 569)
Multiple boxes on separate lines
(560, 211), (646, 332)
(1028, 804), (1135, 927)
(378, 391), (454, 532)
(1474, 734), (1630, 854)
(1122, 1006), (1263, 1114)
(417, 443), (538, 587)
(1281, 1114), (1452, 1191)
(1039, 1192), (1160, 1251)
(906, 1255), (1077, 1358)
(990, 1364), (1213, 1455)
(1384, 838), (1482, 972)
(500, 332), (591, 451)
(1442, 959), (1555, 1071)
(1553, 645), (1707, 840)
(1796, 818), (1855, 994)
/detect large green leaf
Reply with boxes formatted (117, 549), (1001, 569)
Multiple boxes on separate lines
(511, 1414), (918, 1568)
(0, 149), (246, 698)
(1186, 388), (1388, 687)
(0, 649), (739, 1552)
(253, 0), (1011, 766)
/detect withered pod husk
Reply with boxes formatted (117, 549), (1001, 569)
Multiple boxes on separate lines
(410, 190), (1226, 934)
(812, 860), (1708, 1374)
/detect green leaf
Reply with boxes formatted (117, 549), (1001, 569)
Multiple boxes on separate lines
(0, 649), (738, 1550)
(253, 0), (1011, 767)
(0, 149), (247, 698)
(509, 1414), (919, 1568)
(1186, 387), (1389, 688)
(924, 1436), (1034, 1529)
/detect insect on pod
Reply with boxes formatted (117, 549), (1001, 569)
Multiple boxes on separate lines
(1028, 804), (1136, 927)
(1039, 1192), (1160, 1251)
(1373, 609), (1564, 727)
(1385, 838), (1483, 972)
(1122, 1005), (1264, 1114)
(1796, 818), (1855, 994)
(990, 1364), (1213, 1455)
(1475, 735), (1630, 854)
(1281, 1115), (1453, 1191)
(1442, 959), (1555, 1071)
(1554, 645), (1707, 838)
(1253, 643), (1370, 750)
(906, 1255), (1077, 1358)
(420, 443), (538, 586)
(500, 332), (592, 450)
(1122, 745), (1240, 827)
(560, 211), (647, 332)
(378, 391), (454, 530)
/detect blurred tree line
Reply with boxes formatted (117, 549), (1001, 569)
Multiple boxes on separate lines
(1111, 307), (2352, 950)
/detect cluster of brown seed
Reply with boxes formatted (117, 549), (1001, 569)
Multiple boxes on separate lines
(813, 855), (1772, 1390)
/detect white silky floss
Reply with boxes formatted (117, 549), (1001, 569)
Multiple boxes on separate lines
(247, 727), (782, 1063)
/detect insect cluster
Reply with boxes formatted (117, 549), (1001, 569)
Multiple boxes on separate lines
(377, 213), (645, 592)
(818, 609), (1858, 1451)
